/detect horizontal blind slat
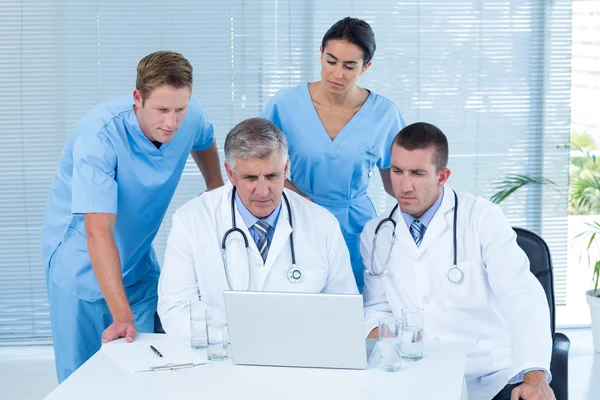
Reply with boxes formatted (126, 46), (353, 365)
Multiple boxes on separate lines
(0, 0), (572, 343)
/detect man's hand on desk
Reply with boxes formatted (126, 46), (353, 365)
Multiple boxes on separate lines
(102, 320), (137, 344)
(511, 370), (555, 400)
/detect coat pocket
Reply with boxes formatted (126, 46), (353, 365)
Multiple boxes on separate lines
(437, 261), (488, 309)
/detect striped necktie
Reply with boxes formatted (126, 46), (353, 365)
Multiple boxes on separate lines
(410, 220), (425, 247)
(254, 219), (270, 262)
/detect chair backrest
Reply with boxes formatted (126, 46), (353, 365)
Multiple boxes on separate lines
(513, 227), (556, 335)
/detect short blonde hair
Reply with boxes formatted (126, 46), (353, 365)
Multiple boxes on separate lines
(136, 51), (193, 104)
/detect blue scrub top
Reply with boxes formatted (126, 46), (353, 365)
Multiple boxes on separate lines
(261, 83), (405, 290)
(42, 94), (214, 301)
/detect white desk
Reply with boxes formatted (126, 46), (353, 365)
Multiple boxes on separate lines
(44, 337), (467, 400)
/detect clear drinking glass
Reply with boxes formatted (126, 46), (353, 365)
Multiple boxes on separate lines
(401, 307), (424, 361)
(377, 317), (402, 372)
(206, 306), (229, 361)
(190, 298), (209, 349)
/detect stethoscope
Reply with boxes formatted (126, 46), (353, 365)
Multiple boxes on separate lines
(221, 187), (302, 291)
(366, 190), (464, 284)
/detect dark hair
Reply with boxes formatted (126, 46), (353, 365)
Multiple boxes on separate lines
(392, 122), (449, 171)
(321, 17), (376, 65)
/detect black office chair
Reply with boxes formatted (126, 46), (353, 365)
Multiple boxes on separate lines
(513, 227), (570, 400)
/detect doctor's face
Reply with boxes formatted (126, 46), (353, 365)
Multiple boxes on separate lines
(225, 151), (289, 218)
(390, 144), (451, 218)
(320, 40), (371, 95)
(133, 84), (191, 144)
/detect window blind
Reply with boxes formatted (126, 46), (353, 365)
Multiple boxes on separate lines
(0, 0), (571, 343)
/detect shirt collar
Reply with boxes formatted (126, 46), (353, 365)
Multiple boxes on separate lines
(401, 186), (445, 229)
(234, 190), (282, 230)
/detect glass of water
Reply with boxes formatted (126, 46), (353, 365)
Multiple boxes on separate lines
(377, 317), (402, 372)
(401, 307), (424, 361)
(206, 306), (229, 361)
(190, 298), (210, 349)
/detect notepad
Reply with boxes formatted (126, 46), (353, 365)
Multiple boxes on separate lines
(102, 333), (210, 373)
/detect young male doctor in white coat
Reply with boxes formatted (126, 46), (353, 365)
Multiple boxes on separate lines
(158, 118), (358, 335)
(361, 122), (554, 400)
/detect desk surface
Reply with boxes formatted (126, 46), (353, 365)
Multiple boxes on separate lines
(44, 336), (466, 400)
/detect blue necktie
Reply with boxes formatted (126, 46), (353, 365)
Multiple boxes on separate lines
(410, 220), (425, 247)
(254, 219), (270, 262)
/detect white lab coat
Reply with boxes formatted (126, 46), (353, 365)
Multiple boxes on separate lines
(158, 183), (358, 337)
(361, 187), (552, 400)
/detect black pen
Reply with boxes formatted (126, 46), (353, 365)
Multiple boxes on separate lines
(150, 345), (163, 358)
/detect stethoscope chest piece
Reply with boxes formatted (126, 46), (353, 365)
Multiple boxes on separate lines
(288, 267), (302, 283)
(447, 266), (464, 284)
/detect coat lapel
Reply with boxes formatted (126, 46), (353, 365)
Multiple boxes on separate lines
(219, 186), (260, 291)
(262, 195), (292, 282)
(394, 210), (420, 257)
(417, 188), (456, 256)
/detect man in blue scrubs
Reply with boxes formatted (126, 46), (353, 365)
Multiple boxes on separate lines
(41, 51), (224, 383)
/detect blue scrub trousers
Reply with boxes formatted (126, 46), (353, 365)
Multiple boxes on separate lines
(345, 236), (364, 292)
(47, 268), (159, 383)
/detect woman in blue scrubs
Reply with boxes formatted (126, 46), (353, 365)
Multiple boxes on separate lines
(261, 17), (405, 291)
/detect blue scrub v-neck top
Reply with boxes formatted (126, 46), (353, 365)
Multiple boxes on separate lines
(261, 83), (405, 290)
(42, 94), (215, 301)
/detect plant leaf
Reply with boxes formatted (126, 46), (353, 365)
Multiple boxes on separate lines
(490, 174), (559, 204)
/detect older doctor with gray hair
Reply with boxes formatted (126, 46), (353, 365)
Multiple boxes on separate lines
(158, 117), (358, 336)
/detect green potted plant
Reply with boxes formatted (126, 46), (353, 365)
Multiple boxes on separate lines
(491, 139), (600, 352)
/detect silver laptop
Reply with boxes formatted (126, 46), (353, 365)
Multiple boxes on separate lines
(223, 291), (371, 369)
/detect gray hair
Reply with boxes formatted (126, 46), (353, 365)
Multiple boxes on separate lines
(224, 118), (289, 170)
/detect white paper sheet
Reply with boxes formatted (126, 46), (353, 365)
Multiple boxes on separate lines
(102, 333), (210, 373)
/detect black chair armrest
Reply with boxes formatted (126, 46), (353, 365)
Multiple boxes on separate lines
(154, 311), (166, 334)
(550, 332), (570, 400)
